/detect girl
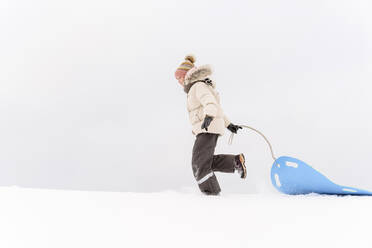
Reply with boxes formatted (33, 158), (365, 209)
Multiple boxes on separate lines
(175, 55), (247, 195)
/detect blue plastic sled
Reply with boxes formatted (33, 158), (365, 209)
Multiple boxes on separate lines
(271, 156), (372, 196)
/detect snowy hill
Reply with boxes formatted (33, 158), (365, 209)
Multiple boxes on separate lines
(4, 186), (372, 248)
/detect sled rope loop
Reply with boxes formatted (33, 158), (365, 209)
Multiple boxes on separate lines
(228, 125), (277, 161)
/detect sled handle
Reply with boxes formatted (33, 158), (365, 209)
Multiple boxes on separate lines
(228, 125), (277, 161)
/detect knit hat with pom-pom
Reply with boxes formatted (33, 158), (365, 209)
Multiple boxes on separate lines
(175, 55), (196, 80)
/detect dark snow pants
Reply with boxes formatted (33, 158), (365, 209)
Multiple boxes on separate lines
(192, 133), (236, 195)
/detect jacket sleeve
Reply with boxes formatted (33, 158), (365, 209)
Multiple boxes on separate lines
(195, 83), (218, 117)
(223, 115), (231, 127)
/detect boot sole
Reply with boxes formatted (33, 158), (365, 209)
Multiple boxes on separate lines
(239, 154), (247, 179)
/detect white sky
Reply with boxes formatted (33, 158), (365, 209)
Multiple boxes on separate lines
(1, 0), (372, 192)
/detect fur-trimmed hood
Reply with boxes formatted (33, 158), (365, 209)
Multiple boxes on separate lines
(183, 65), (215, 93)
(184, 64), (212, 85)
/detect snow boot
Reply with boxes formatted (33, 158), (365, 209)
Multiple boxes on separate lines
(235, 154), (247, 179)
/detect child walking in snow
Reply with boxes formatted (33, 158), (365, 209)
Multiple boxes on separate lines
(175, 55), (247, 195)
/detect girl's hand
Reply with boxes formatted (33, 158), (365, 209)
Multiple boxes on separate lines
(201, 116), (213, 131)
(227, 123), (242, 134)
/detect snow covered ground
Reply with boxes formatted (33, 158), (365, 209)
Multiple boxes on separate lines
(4, 186), (372, 248)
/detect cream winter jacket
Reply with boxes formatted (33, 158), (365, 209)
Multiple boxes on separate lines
(184, 65), (230, 136)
